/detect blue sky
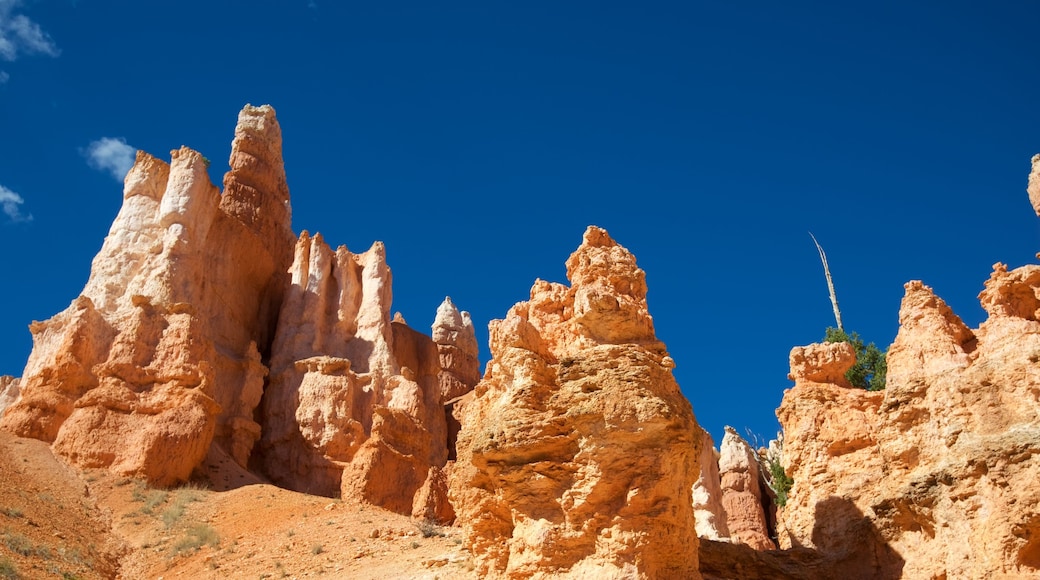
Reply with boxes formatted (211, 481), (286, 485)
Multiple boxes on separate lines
(1, 1), (1038, 444)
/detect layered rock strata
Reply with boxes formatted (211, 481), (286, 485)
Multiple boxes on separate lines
(777, 269), (1040, 578)
(0, 105), (295, 485)
(258, 233), (475, 520)
(450, 226), (701, 579)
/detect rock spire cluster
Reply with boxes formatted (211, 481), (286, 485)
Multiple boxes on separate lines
(0, 106), (479, 520)
(2, 105), (1040, 579)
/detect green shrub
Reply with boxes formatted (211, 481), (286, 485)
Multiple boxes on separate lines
(824, 327), (887, 391)
(766, 456), (793, 507)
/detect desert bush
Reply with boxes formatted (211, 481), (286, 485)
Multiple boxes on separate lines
(172, 523), (220, 555)
(0, 556), (18, 579)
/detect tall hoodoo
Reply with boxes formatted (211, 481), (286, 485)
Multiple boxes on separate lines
(449, 226), (702, 579)
(0, 105), (296, 485)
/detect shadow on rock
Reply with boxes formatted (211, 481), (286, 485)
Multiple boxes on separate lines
(701, 495), (904, 580)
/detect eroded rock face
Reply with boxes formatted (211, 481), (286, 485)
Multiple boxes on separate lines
(0, 376), (20, 417)
(433, 296), (480, 401)
(719, 427), (776, 551)
(449, 226), (701, 579)
(0, 105), (295, 485)
(258, 232), (467, 521)
(692, 427), (729, 541)
(777, 272), (1040, 579)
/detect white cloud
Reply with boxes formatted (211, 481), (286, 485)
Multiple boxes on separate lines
(0, 70), (8, 83)
(0, 184), (32, 223)
(0, 0), (60, 62)
(84, 137), (137, 181)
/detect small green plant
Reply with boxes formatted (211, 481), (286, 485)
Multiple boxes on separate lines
(410, 541), (420, 549)
(765, 455), (793, 508)
(824, 327), (888, 390)
(311, 543), (323, 555)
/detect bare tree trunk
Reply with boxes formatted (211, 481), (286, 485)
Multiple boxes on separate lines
(809, 232), (843, 331)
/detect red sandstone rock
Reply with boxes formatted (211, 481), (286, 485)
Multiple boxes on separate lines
(258, 232), (466, 521)
(449, 226), (701, 579)
(719, 427), (776, 551)
(777, 270), (1040, 578)
(0, 105), (295, 485)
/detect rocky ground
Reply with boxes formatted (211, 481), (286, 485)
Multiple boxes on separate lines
(0, 431), (477, 580)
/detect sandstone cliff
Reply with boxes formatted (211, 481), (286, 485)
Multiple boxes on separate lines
(0, 105), (295, 485)
(777, 270), (1040, 578)
(257, 232), (476, 520)
(449, 226), (702, 579)
(0, 106), (480, 500)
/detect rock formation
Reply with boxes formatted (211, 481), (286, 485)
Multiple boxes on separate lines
(0, 105), (480, 501)
(0, 375), (19, 416)
(433, 296), (480, 402)
(718, 427), (777, 551)
(257, 232), (475, 522)
(449, 226), (701, 579)
(692, 427), (729, 541)
(777, 268), (1040, 578)
(0, 105), (295, 485)
(1028, 154), (1040, 217)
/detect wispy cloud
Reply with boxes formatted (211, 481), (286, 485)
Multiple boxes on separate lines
(0, 70), (8, 84)
(84, 137), (137, 181)
(0, 184), (32, 223)
(0, 0), (60, 61)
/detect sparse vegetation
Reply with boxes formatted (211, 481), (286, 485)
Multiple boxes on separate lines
(416, 519), (445, 538)
(0, 508), (22, 519)
(311, 543), (323, 555)
(2, 530), (32, 556)
(824, 327), (888, 390)
(140, 490), (169, 516)
(0, 556), (17, 579)
(172, 523), (220, 555)
(161, 486), (203, 528)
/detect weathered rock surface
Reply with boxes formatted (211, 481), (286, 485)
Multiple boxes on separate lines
(777, 270), (1040, 578)
(449, 226), (701, 579)
(0, 375), (19, 416)
(719, 427), (776, 551)
(0, 105), (295, 485)
(1028, 153), (1040, 217)
(258, 232), (471, 520)
(433, 296), (480, 401)
(692, 427), (729, 541)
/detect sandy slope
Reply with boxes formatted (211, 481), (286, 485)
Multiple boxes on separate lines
(0, 433), (477, 579)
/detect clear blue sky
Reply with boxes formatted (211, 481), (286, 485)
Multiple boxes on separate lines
(1, 1), (1038, 444)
